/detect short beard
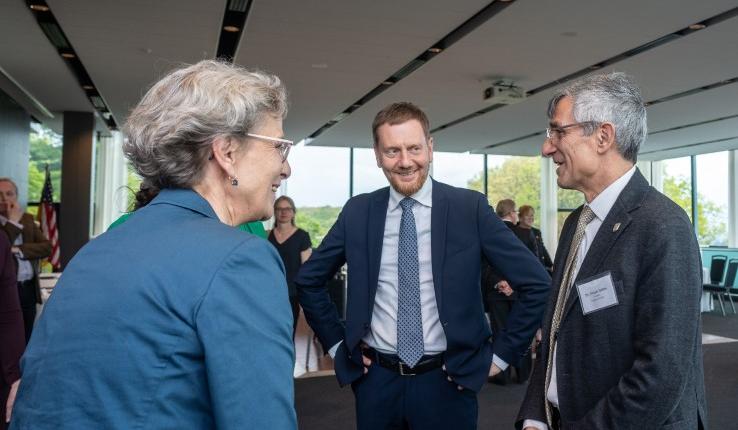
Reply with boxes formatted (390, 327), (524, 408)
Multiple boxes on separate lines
(388, 167), (429, 196)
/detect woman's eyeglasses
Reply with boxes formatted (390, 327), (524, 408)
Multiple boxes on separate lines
(246, 133), (294, 161)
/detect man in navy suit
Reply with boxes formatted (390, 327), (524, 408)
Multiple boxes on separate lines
(296, 102), (550, 429)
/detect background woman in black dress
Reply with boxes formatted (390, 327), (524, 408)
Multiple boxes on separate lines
(268, 196), (312, 335)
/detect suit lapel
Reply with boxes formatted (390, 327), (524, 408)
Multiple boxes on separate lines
(367, 189), (389, 312)
(561, 203), (632, 320)
(431, 180), (448, 313)
(561, 169), (649, 321)
(544, 209), (578, 332)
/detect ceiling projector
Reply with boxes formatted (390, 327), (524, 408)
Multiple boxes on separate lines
(483, 81), (526, 105)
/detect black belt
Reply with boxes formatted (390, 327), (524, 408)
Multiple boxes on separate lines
(364, 348), (444, 376)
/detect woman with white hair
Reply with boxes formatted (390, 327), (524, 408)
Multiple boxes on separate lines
(9, 60), (296, 429)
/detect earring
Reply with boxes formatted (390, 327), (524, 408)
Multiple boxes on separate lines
(230, 177), (239, 187)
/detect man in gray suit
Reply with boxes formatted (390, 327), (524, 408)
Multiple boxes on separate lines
(517, 73), (706, 429)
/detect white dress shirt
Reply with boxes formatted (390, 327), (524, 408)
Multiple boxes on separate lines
(524, 166), (636, 430)
(329, 176), (507, 370)
(364, 177), (446, 354)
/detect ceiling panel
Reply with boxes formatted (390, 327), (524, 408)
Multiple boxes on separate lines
(47, 0), (226, 128)
(452, 9), (738, 157)
(312, 0), (738, 151)
(0, 0), (735, 162)
(0, 1), (91, 118)
(236, 0), (490, 142)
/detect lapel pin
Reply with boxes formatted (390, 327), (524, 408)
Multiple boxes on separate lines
(613, 222), (621, 232)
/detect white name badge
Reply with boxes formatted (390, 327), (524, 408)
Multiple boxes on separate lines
(575, 272), (619, 315)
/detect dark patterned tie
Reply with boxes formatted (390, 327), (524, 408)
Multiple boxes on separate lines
(544, 206), (596, 426)
(397, 197), (424, 367)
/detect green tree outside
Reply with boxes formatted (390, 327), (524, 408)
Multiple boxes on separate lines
(662, 174), (726, 246)
(28, 126), (62, 203)
(467, 156), (543, 215)
(296, 206), (342, 248)
(464, 156), (726, 245)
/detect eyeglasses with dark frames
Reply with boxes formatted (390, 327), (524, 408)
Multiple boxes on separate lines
(545, 121), (600, 141)
(246, 133), (294, 161)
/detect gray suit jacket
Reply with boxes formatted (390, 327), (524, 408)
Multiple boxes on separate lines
(517, 169), (707, 429)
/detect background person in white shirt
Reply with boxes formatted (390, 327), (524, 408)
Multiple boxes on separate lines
(517, 73), (706, 430)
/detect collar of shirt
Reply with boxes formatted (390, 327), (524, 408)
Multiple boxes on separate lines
(388, 175), (433, 212)
(585, 165), (637, 222)
(0, 214), (23, 229)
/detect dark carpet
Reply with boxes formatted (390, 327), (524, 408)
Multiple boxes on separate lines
(295, 311), (738, 429)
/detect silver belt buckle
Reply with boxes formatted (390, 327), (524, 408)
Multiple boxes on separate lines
(399, 362), (416, 376)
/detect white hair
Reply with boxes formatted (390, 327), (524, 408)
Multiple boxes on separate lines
(547, 72), (647, 162)
(123, 60), (287, 189)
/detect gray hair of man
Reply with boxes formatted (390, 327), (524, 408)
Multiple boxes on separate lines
(123, 60), (287, 190)
(495, 198), (516, 218)
(546, 72), (647, 163)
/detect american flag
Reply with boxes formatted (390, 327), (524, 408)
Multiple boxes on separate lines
(37, 165), (60, 270)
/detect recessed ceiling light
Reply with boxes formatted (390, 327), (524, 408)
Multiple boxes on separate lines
(82, 85), (94, 90)
(223, 25), (240, 32)
(589, 64), (602, 70)
(61, 52), (75, 59)
(428, 47), (443, 53)
(381, 80), (394, 86)
(689, 23), (706, 30)
(29, 4), (49, 12)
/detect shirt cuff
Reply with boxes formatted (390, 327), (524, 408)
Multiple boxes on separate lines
(492, 354), (508, 371)
(522, 419), (548, 430)
(328, 341), (342, 359)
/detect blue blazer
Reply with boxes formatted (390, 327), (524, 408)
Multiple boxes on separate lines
(11, 189), (296, 430)
(296, 180), (550, 392)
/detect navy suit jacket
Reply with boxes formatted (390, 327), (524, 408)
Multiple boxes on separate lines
(11, 189), (296, 430)
(296, 179), (550, 392)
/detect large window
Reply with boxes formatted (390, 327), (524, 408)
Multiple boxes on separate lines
(432, 151), (484, 193)
(479, 155), (542, 222)
(660, 156), (693, 222)
(28, 123), (62, 203)
(352, 147), (389, 196)
(283, 145), (350, 247)
(695, 152), (729, 246)
(557, 188), (585, 235)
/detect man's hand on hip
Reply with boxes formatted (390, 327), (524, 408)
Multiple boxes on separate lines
(488, 362), (502, 378)
(359, 343), (372, 374)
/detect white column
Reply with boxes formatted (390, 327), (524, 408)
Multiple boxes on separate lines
(92, 131), (128, 236)
(540, 157), (558, 258)
(636, 160), (652, 185)
(650, 160), (664, 193)
(729, 150), (738, 247)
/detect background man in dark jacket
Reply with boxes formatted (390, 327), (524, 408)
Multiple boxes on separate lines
(0, 178), (52, 344)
